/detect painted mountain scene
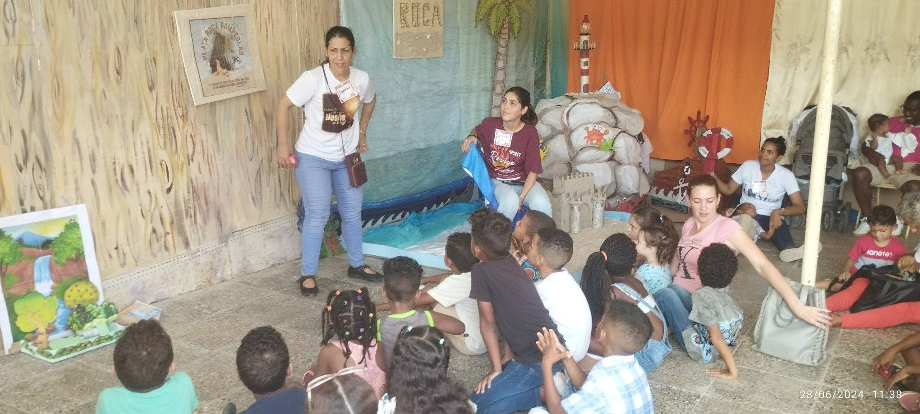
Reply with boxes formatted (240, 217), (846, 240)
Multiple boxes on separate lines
(1, 214), (102, 347)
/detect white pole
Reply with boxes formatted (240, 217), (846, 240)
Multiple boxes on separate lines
(801, 0), (842, 287)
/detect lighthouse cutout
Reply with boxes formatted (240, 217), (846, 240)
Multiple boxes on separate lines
(573, 15), (596, 93)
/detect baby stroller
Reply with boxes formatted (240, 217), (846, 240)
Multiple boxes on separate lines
(789, 105), (856, 232)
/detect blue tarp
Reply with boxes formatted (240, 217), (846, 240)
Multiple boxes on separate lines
(362, 200), (483, 248)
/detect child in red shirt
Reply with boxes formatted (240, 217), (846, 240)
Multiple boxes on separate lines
(818, 205), (905, 293)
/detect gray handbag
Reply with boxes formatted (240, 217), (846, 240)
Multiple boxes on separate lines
(752, 279), (828, 366)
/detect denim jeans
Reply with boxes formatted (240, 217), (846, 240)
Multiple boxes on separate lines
(294, 151), (365, 275)
(754, 214), (795, 251)
(470, 360), (561, 414)
(635, 337), (672, 372)
(634, 305), (672, 372)
(492, 179), (553, 220)
(652, 284), (693, 351)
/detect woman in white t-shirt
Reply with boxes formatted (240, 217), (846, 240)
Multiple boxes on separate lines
(710, 138), (810, 262)
(276, 26), (381, 296)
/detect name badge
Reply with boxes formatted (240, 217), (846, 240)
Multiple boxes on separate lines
(752, 180), (767, 194)
(334, 80), (358, 103)
(494, 129), (513, 147)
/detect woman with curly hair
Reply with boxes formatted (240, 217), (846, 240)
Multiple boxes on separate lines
(378, 326), (474, 414)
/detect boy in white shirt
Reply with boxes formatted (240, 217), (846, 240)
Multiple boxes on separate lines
(378, 232), (485, 355)
(527, 228), (593, 362)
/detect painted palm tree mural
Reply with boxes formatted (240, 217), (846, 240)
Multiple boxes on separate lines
(475, 0), (534, 116)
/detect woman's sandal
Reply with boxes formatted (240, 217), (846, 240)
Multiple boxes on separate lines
(298, 275), (319, 297)
(347, 264), (384, 283)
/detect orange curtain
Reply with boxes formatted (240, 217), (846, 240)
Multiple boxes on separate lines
(568, 0), (775, 163)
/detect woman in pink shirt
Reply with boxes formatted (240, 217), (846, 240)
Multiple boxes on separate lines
(654, 174), (830, 350)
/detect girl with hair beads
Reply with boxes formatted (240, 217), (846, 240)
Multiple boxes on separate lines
(635, 220), (678, 295)
(303, 288), (385, 397)
(580, 234), (670, 372)
(378, 326), (474, 414)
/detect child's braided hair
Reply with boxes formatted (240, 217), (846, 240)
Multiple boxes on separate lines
(321, 287), (378, 367)
(581, 233), (636, 322)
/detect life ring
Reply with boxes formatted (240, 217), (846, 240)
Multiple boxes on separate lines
(698, 128), (733, 159)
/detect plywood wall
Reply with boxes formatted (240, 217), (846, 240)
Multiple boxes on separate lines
(0, 0), (337, 278)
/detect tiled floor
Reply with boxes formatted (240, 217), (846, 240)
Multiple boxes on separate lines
(0, 222), (915, 413)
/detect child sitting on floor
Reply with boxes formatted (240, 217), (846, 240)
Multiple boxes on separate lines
(377, 256), (464, 366)
(306, 372), (377, 414)
(635, 220), (678, 295)
(236, 326), (305, 414)
(526, 227), (592, 362)
(682, 243), (743, 380)
(817, 205), (905, 293)
(627, 206), (669, 243)
(865, 113), (912, 179)
(512, 210), (557, 281)
(580, 234), (670, 373)
(378, 232), (485, 356)
(467, 208), (564, 413)
(378, 326), (474, 414)
(627, 206), (675, 270)
(531, 300), (654, 414)
(303, 288), (385, 397)
(96, 319), (198, 414)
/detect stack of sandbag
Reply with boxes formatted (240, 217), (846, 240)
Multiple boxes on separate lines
(535, 93), (650, 199)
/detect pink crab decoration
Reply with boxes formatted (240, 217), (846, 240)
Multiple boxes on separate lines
(584, 126), (609, 146)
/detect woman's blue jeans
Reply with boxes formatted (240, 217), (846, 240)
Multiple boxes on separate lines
(492, 179), (553, 220)
(294, 151), (365, 275)
(652, 284), (693, 351)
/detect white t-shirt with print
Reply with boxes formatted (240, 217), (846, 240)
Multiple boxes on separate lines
(534, 270), (593, 361)
(426, 272), (485, 354)
(285, 64), (375, 162)
(731, 160), (800, 216)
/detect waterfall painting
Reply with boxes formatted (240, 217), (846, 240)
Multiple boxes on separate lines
(0, 205), (103, 354)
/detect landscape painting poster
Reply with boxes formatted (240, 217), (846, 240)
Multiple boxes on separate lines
(0, 205), (103, 354)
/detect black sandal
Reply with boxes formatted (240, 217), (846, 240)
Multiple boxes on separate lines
(298, 275), (319, 296)
(348, 265), (383, 283)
